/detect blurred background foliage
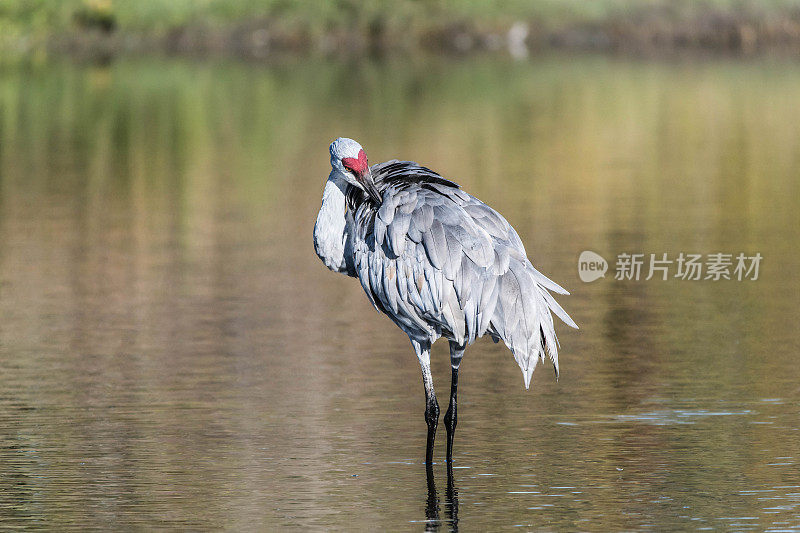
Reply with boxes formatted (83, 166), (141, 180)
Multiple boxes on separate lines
(3, 0), (800, 56)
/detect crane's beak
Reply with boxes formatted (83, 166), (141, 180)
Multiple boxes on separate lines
(359, 170), (382, 204)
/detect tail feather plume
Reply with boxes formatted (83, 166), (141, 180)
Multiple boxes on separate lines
(489, 258), (578, 389)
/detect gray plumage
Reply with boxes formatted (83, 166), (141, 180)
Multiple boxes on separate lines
(315, 140), (577, 389)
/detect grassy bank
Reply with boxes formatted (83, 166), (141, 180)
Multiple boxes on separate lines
(4, 0), (800, 57)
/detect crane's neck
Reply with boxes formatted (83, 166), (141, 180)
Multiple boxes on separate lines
(313, 173), (354, 275)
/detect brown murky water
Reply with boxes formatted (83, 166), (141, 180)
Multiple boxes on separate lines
(0, 56), (798, 530)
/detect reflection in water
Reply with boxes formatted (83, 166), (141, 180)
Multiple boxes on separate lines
(424, 464), (459, 531)
(444, 468), (459, 531)
(0, 56), (798, 529)
(425, 464), (440, 530)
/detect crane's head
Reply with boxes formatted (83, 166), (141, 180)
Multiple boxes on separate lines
(329, 137), (381, 203)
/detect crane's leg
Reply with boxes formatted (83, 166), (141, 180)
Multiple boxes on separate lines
(411, 339), (438, 468)
(444, 341), (465, 468)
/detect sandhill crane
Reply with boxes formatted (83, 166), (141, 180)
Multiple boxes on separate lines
(314, 138), (577, 468)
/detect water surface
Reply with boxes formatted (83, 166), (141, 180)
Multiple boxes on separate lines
(0, 55), (798, 530)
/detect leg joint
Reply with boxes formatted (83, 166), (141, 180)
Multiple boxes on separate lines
(444, 404), (456, 429)
(425, 398), (440, 427)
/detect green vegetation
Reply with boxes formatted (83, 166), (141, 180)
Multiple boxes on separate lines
(3, 0), (800, 56)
